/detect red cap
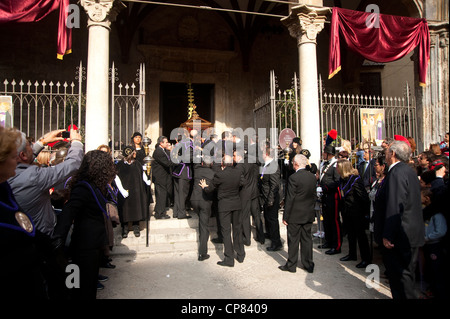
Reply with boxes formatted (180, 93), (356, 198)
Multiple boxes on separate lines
(394, 135), (410, 147)
(430, 160), (445, 171)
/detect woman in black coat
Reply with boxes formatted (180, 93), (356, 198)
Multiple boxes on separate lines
(54, 150), (117, 299)
(336, 159), (371, 268)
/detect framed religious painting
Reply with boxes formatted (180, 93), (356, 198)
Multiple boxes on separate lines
(0, 96), (13, 128)
(360, 108), (385, 146)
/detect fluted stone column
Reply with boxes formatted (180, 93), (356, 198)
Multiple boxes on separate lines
(80, 0), (124, 151)
(282, 4), (330, 166)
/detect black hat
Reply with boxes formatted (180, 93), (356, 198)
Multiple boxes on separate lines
(293, 137), (302, 145)
(323, 144), (336, 155)
(123, 145), (135, 157)
(300, 149), (311, 159)
(131, 132), (142, 139)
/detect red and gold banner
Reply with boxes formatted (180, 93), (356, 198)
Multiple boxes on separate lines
(328, 7), (430, 86)
(0, 0), (72, 60)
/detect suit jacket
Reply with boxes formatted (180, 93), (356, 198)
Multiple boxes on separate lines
(357, 159), (376, 189)
(191, 164), (215, 202)
(259, 159), (280, 206)
(171, 140), (193, 180)
(283, 169), (317, 224)
(213, 166), (244, 212)
(235, 158), (259, 202)
(383, 161), (425, 248)
(152, 146), (174, 187)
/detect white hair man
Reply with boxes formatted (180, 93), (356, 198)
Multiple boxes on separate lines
(280, 154), (317, 273)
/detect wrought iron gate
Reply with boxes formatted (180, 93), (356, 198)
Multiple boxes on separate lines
(253, 70), (418, 152)
(1, 61), (145, 156)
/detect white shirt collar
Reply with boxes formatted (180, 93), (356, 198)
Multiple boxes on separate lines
(388, 160), (401, 172)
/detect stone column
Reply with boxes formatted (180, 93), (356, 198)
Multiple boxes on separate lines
(80, 0), (125, 151)
(282, 4), (330, 166)
(415, 22), (449, 152)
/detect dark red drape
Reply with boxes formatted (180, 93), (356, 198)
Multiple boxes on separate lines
(0, 0), (72, 60)
(328, 7), (430, 86)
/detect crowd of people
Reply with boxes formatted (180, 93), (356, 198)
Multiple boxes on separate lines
(1, 124), (448, 300)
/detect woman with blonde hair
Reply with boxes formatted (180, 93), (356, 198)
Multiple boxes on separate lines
(336, 158), (371, 268)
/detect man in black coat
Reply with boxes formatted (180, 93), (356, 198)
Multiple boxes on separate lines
(280, 154), (317, 273)
(152, 136), (174, 219)
(208, 154), (245, 267)
(191, 156), (215, 261)
(171, 137), (193, 219)
(378, 140), (424, 299)
(259, 147), (282, 251)
(234, 149), (264, 246)
(357, 145), (376, 190)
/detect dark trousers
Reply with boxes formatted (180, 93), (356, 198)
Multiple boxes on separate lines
(218, 209), (245, 265)
(241, 197), (251, 245)
(286, 222), (314, 271)
(154, 183), (169, 217)
(191, 200), (212, 256)
(343, 214), (371, 262)
(382, 245), (419, 299)
(263, 194), (281, 247)
(173, 178), (190, 218)
(322, 191), (342, 250)
(72, 248), (101, 300)
(423, 242), (448, 299)
(247, 197), (265, 244)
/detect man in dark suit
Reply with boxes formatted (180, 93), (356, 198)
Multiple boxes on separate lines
(280, 154), (317, 273)
(208, 154), (245, 267)
(152, 136), (174, 219)
(171, 137), (193, 219)
(379, 140), (424, 299)
(191, 156), (215, 261)
(357, 145), (376, 190)
(259, 147), (282, 251)
(234, 149), (264, 246)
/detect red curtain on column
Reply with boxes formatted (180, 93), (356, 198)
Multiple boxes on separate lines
(0, 0), (72, 60)
(328, 7), (430, 86)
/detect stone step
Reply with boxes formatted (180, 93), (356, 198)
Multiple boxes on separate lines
(111, 206), (288, 256)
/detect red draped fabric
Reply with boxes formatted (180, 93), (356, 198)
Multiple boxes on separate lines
(0, 0), (72, 60)
(328, 7), (430, 86)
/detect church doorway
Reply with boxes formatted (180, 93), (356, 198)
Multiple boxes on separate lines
(160, 82), (215, 140)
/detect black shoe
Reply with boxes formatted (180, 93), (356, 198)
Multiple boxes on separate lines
(340, 255), (357, 261)
(97, 282), (104, 290)
(217, 261), (234, 267)
(305, 263), (315, 273)
(356, 261), (370, 268)
(198, 254), (210, 261)
(98, 274), (109, 282)
(278, 265), (296, 273)
(155, 214), (170, 219)
(211, 237), (223, 244)
(318, 243), (331, 249)
(101, 262), (116, 269)
(178, 215), (192, 219)
(267, 245), (283, 252)
(122, 225), (129, 238)
(235, 257), (245, 263)
(255, 238), (265, 245)
(325, 248), (341, 255)
(133, 225), (140, 237)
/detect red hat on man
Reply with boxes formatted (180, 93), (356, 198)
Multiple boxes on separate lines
(394, 134), (410, 147)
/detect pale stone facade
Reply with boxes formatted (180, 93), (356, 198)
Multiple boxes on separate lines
(0, 0), (448, 156)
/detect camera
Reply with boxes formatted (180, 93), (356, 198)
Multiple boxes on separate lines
(62, 131), (70, 138)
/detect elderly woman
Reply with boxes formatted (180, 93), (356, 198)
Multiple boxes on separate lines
(336, 158), (371, 268)
(0, 126), (46, 299)
(53, 150), (117, 299)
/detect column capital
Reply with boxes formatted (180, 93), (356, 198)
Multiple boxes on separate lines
(80, 0), (126, 29)
(282, 5), (330, 45)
